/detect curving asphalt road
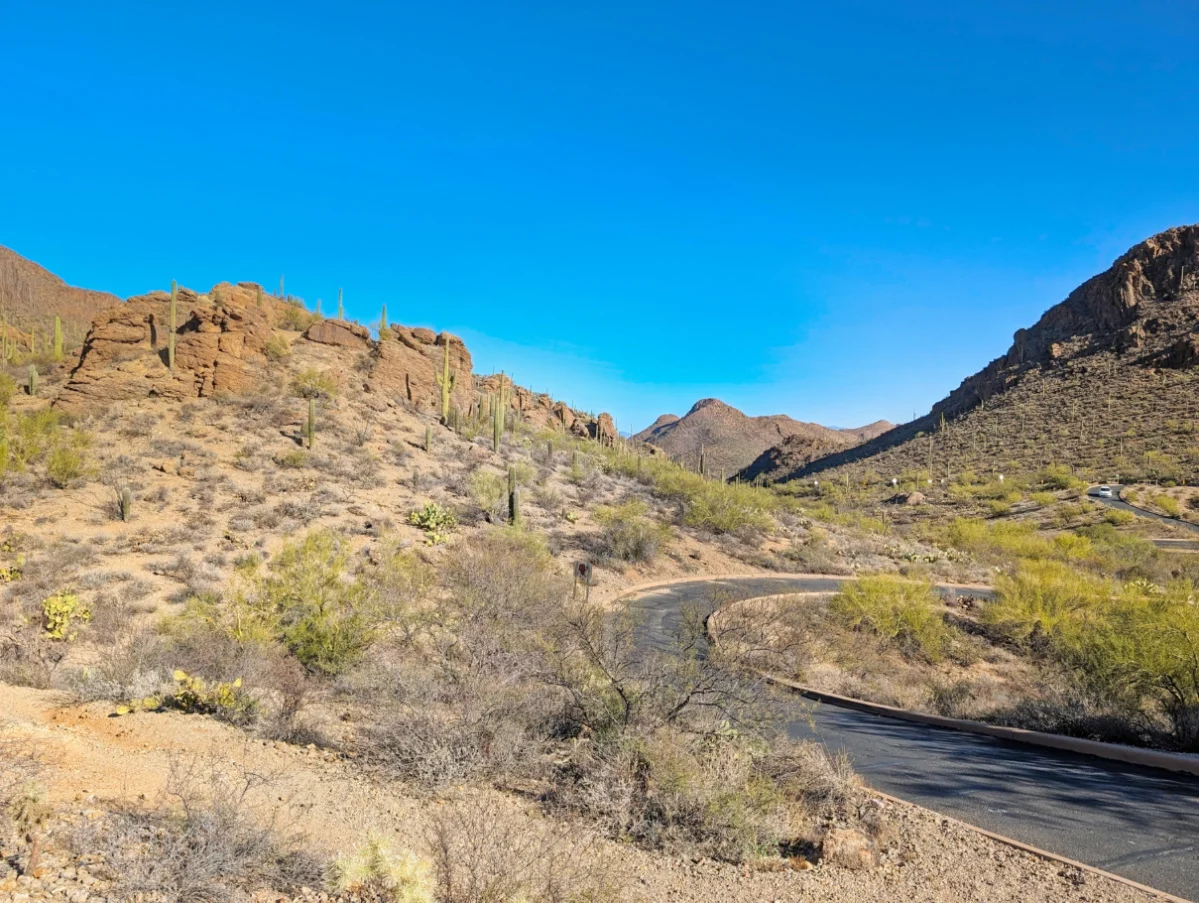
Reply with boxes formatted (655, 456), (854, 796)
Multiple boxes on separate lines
(1090, 484), (1199, 535)
(627, 575), (1199, 901)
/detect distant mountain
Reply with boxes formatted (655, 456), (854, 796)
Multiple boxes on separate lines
(0, 244), (121, 351)
(742, 223), (1199, 485)
(633, 397), (891, 476)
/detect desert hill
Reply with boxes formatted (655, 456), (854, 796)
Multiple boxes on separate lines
(0, 244), (121, 352)
(634, 397), (891, 476)
(742, 223), (1199, 486)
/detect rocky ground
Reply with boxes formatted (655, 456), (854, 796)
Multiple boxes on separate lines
(0, 685), (1159, 903)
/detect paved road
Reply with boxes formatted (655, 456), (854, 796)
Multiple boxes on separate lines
(1090, 484), (1199, 535)
(628, 575), (1199, 901)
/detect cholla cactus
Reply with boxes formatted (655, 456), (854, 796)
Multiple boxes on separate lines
(327, 836), (435, 903)
(10, 783), (51, 876)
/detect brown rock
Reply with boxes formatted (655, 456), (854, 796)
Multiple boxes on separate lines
(821, 827), (880, 871)
(57, 283), (277, 410)
(367, 328), (473, 413)
(594, 412), (618, 445)
(903, 491), (926, 506)
(303, 319), (370, 348)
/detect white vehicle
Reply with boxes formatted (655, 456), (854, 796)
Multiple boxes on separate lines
(1097, 485), (1114, 498)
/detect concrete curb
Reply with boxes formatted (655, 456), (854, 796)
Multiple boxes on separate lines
(708, 594), (1199, 777)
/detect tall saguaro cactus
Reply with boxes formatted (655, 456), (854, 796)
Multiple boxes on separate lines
(52, 316), (63, 361)
(492, 371), (507, 452)
(337, 288), (344, 320)
(307, 398), (316, 449)
(27, 365), (38, 396)
(1, 316), (15, 363)
(168, 280), (178, 370)
(436, 338), (456, 424)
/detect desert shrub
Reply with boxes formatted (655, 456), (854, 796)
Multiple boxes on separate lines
(277, 299), (318, 332)
(41, 591), (89, 640)
(264, 334), (291, 361)
(829, 575), (950, 662)
(427, 799), (626, 903)
(72, 760), (320, 903)
(593, 499), (671, 562)
(1153, 493), (1182, 517)
(45, 430), (93, 487)
(552, 729), (852, 861)
(290, 368), (338, 399)
(0, 372), (15, 406)
(985, 559), (1110, 641)
(182, 530), (377, 676)
(1103, 508), (1136, 526)
(1037, 464), (1086, 491)
(467, 469), (507, 521)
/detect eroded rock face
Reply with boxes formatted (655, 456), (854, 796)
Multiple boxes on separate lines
(304, 319), (371, 348)
(472, 374), (612, 439)
(367, 326), (474, 413)
(58, 283), (276, 410)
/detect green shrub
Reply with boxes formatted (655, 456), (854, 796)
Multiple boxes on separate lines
(1154, 494), (1182, 517)
(264, 334), (291, 361)
(0, 372), (15, 406)
(291, 368), (338, 399)
(409, 503), (457, 543)
(1103, 509), (1136, 527)
(829, 575), (950, 661)
(43, 592), (89, 640)
(594, 500), (672, 562)
(277, 300), (318, 332)
(184, 530), (377, 676)
(984, 559), (1111, 640)
(46, 430), (93, 487)
(467, 469), (507, 519)
(1037, 465), (1086, 492)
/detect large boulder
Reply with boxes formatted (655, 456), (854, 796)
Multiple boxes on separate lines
(304, 318), (371, 348)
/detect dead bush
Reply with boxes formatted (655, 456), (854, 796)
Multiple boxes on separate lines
(72, 758), (320, 903)
(427, 798), (626, 903)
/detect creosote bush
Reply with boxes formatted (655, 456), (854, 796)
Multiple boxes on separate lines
(593, 499), (672, 562)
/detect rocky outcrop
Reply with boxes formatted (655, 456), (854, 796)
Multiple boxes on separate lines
(934, 224), (1199, 420)
(58, 282), (276, 410)
(366, 326), (474, 414)
(473, 373), (611, 438)
(305, 318), (371, 348)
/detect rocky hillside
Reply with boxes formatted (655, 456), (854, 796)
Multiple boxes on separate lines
(0, 244), (121, 351)
(54, 278), (611, 438)
(634, 398), (891, 477)
(744, 223), (1199, 485)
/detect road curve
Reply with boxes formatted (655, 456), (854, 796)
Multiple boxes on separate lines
(1090, 484), (1199, 535)
(626, 575), (1199, 901)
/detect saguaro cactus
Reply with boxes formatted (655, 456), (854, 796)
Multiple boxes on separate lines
(168, 280), (178, 370)
(53, 316), (63, 361)
(436, 339), (456, 424)
(1, 316), (15, 362)
(699, 444), (707, 477)
(120, 487), (132, 522)
(337, 288), (345, 320)
(256, 285), (263, 308)
(380, 304), (388, 333)
(509, 486), (521, 525)
(307, 398), (316, 449)
(27, 365), (37, 396)
(425, 424), (433, 453)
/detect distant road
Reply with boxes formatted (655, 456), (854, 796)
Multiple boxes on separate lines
(628, 576), (1199, 901)
(1090, 484), (1199, 535)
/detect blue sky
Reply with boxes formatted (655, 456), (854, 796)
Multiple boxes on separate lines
(3, 1), (1197, 431)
